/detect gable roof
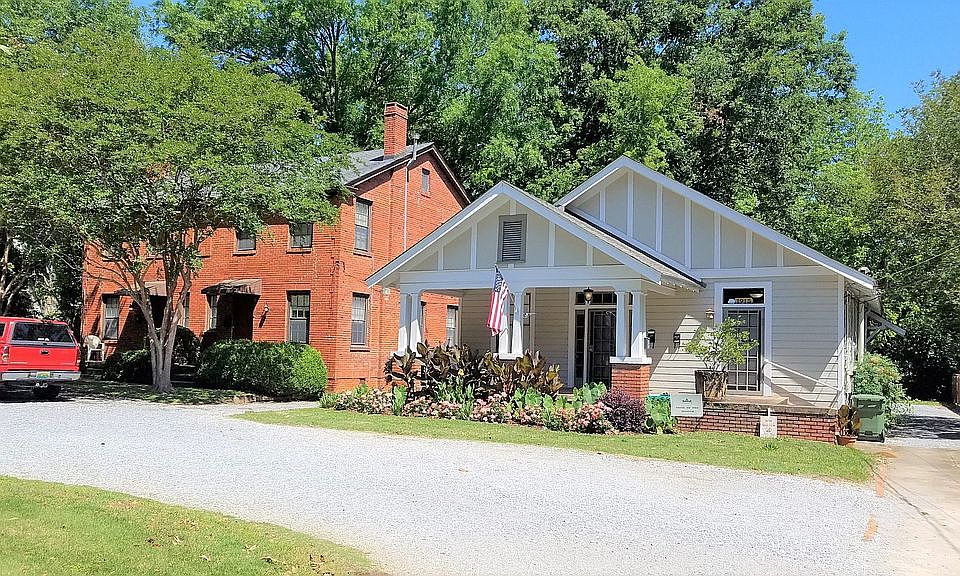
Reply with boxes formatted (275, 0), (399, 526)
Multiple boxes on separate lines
(342, 143), (470, 206)
(367, 181), (703, 290)
(555, 155), (877, 290)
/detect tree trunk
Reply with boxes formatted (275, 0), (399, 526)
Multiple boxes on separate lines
(146, 319), (176, 393)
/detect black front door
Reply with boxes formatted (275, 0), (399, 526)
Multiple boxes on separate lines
(724, 308), (762, 392)
(588, 309), (616, 384)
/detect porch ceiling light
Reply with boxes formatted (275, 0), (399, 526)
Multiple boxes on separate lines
(582, 287), (594, 304)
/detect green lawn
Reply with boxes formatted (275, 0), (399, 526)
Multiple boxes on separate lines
(62, 379), (267, 405)
(239, 408), (877, 483)
(0, 476), (375, 576)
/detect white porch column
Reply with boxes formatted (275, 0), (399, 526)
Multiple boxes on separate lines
(497, 294), (510, 355)
(397, 292), (411, 353)
(857, 301), (866, 361)
(630, 291), (647, 359)
(615, 290), (629, 358)
(511, 288), (525, 355)
(409, 290), (423, 347)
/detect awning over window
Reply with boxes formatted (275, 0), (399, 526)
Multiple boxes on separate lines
(200, 279), (262, 296)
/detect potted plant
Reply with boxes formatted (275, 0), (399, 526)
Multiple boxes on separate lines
(683, 318), (758, 402)
(836, 404), (861, 446)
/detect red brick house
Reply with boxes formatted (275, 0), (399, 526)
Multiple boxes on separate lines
(81, 103), (469, 391)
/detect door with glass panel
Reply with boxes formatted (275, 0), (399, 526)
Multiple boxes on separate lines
(723, 309), (762, 392)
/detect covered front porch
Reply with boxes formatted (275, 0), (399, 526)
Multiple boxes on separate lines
(397, 282), (660, 391)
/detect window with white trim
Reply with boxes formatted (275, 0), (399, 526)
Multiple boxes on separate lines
(206, 294), (219, 330)
(288, 291), (311, 343)
(102, 296), (120, 340)
(289, 222), (313, 248)
(445, 306), (459, 346)
(236, 229), (256, 252)
(498, 214), (526, 262)
(354, 200), (371, 252)
(351, 294), (368, 347)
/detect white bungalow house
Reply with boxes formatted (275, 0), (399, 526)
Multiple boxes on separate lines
(368, 156), (901, 440)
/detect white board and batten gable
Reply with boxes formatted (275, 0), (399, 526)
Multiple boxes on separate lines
(555, 155), (876, 299)
(368, 180), (701, 295)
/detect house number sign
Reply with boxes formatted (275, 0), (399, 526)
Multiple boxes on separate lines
(670, 393), (704, 418)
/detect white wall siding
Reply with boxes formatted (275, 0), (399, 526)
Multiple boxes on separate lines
(459, 290), (492, 351)
(647, 276), (843, 407)
(531, 288), (571, 384)
(647, 288), (713, 393)
(768, 276), (842, 406)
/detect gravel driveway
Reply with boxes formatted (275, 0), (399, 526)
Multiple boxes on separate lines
(1, 399), (899, 576)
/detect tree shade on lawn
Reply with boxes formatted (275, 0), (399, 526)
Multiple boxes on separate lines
(0, 476), (374, 576)
(238, 408), (877, 483)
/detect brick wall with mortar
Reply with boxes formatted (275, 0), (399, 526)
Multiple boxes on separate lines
(611, 363), (651, 398)
(677, 404), (837, 443)
(81, 105), (467, 392)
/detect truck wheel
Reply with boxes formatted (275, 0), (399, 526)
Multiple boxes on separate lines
(33, 385), (62, 400)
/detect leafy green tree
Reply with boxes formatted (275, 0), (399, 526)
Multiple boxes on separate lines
(0, 31), (348, 391)
(156, 0), (565, 198)
(863, 72), (960, 399)
(0, 0), (138, 319)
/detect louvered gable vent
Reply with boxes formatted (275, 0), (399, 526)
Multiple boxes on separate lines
(498, 215), (526, 262)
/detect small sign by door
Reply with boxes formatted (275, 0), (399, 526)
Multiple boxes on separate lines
(670, 393), (704, 418)
(759, 415), (778, 438)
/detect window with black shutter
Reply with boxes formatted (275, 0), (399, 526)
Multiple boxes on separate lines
(287, 292), (310, 343)
(498, 215), (526, 262)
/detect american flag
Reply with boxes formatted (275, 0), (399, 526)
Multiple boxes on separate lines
(486, 267), (510, 335)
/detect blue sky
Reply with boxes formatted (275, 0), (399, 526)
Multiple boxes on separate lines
(814, 0), (960, 127)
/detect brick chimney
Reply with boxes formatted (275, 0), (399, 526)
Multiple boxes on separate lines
(383, 102), (408, 157)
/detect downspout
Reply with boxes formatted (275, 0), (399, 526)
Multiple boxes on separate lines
(403, 132), (420, 251)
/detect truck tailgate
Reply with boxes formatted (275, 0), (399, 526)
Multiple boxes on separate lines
(5, 321), (79, 372)
(6, 343), (78, 371)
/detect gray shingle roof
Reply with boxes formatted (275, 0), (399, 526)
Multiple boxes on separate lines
(341, 143), (435, 186)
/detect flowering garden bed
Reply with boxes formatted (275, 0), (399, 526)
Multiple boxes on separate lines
(332, 344), (673, 435)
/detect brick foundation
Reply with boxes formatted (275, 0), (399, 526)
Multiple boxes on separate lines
(677, 403), (837, 443)
(611, 363), (650, 399)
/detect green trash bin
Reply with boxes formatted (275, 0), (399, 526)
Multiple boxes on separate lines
(852, 393), (886, 441)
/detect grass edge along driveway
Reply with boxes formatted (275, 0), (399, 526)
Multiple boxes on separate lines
(238, 407), (876, 483)
(0, 476), (376, 576)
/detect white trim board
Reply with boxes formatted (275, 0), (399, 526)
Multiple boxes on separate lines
(556, 155), (876, 290)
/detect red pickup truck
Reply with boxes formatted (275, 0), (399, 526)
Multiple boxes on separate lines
(0, 317), (81, 399)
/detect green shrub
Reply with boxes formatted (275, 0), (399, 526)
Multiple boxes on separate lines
(197, 340), (327, 399)
(853, 353), (910, 423)
(645, 395), (677, 434)
(319, 392), (340, 408)
(173, 326), (201, 366)
(102, 349), (152, 384)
